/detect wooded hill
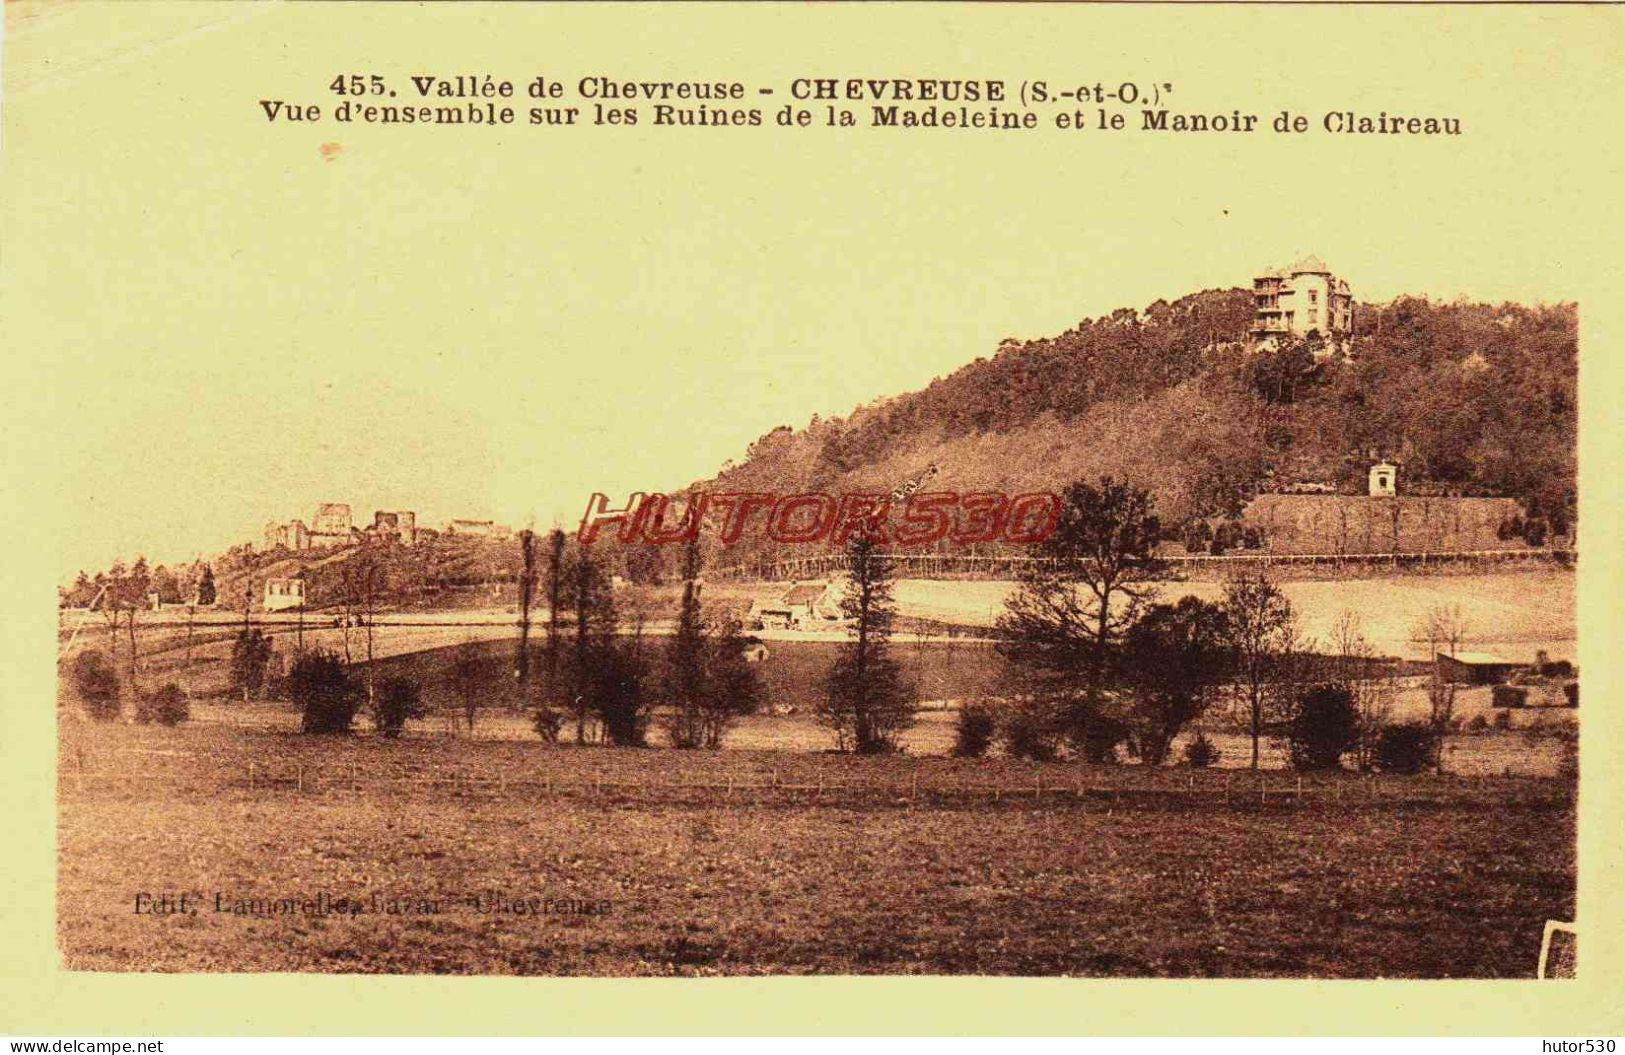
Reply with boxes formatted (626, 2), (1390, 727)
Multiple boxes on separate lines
(61, 288), (1576, 607)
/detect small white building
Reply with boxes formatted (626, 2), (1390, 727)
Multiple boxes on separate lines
(263, 577), (306, 612)
(748, 581), (843, 631)
(1368, 461), (1398, 498)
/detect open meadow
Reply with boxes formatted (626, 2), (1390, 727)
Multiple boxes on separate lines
(887, 565), (1575, 662)
(57, 564), (1577, 678)
(56, 561), (1578, 975)
(58, 717), (1574, 977)
(147, 685), (1576, 777)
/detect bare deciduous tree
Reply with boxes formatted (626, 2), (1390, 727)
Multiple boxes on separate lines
(1222, 571), (1298, 770)
(566, 546), (615, 745)
(516, 528), (537, 685)
(448, 641), (484, 736)
(1412, 604), (1471, 772)
(341, 547), (386, 706)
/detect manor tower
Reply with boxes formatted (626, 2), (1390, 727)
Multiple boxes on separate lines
(1250, 255), (1354, 354)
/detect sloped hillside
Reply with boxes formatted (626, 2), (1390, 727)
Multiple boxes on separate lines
(684, 289), (1576, 564)
(210, 534), (529, 613)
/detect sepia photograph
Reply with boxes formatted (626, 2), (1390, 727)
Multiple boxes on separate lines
(5, 0), (1622, 1041)
(50, 252), (1579, 979)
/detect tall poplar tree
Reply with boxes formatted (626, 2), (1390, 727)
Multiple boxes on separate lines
(819, 528), (914, 753)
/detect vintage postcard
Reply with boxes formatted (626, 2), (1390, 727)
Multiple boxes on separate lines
(5, 0), (1625, 1038)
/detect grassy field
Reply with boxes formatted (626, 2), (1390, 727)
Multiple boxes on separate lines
(361, 635), (1005, 715)
(59, 719), (1574, 977)
(161, 688), (1575, 777)
(66, 613), (1576, 777)
(888, 566), (1575, 661)
(61, 565), (1576, 675)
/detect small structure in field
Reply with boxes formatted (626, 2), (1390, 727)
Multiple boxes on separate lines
(751, 603), (794, 630)
(1437, 650), (1522, 685)
(783, 582), (831, 624)
(749, 581), (843, 630)
(263, 577), (306, 612)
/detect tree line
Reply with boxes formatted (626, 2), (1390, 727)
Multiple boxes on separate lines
(66, 476), (1501, 776)
(964, 476), (1471, 774)
(697, 290), (1576, 564)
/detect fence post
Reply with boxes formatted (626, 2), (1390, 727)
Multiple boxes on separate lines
(296, 764), (304, 793)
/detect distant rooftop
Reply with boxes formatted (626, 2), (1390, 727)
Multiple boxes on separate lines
(1256, 255), (1335, 279)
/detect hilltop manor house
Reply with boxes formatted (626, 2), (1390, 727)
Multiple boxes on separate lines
(1250, 255), (1354, 354)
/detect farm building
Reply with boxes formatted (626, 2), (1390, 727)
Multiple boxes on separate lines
(751, 603), (794, 630)
(1437, 650), (1524, 685)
